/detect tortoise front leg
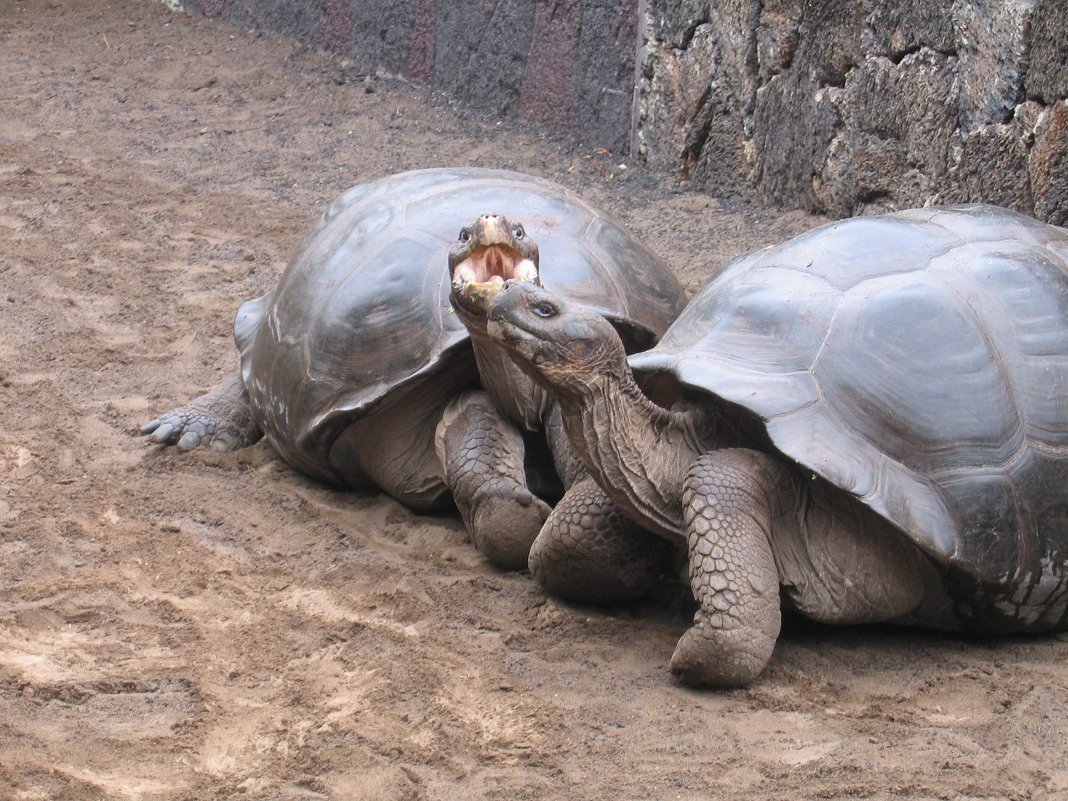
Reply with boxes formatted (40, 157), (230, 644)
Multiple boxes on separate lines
(141, 374), (262, 452)
(671, 448), (783, 687)
(434, 389), (551, 570)
(673, 448), (930, 687)
(530, 477), (674, 603)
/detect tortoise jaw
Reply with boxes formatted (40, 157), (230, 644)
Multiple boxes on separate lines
(451, 244), (539, 324)
(453, 279), (505, 320)
(451, 243), (538, 287)
(449, 213), (540, 329)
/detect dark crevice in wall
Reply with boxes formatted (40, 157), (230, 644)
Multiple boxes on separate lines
(676, 16), (708, 52)
(884, 44), (958, 65)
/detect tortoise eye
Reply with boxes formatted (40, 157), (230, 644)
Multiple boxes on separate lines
(513, 225), (525, 239)
(531, 301), (555, 318)
(458, 228), (472, 243)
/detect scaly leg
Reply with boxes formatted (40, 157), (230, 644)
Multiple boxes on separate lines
(672, 447), (927, 687)
(530, 477), (674, 603)
(435, 389), (551, 569)
(141, 375), (261, 452)
(671, 449), (782, 687)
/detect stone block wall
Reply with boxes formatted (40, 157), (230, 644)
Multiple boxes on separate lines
(174, 0), (1067, 224)
(181, 0), (642, 158)
(639, 0), (1068, 224)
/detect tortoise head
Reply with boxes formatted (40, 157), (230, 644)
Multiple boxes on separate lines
(484, 280), (627, 396)
(449, 213), (540, 327)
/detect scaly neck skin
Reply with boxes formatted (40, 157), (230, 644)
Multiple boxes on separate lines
(553, 366), (713, 540)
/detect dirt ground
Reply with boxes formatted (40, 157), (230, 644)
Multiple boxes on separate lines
(1, 1), (1066, 799)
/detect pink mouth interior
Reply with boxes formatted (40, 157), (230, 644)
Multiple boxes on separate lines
(454, 244), (531, 285)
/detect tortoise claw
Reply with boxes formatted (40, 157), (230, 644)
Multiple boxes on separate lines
(141, 376), (261, 453)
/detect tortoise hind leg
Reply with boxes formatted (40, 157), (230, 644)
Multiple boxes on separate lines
(530, 478), (674, 603)
(435, 389), (551, 570)
(141, 374), (262, 452)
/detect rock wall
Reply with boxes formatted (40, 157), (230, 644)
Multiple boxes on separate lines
(639, 0), (1068, 224)
(172, 0), (1066, 224)
(179, 0), (642, 157)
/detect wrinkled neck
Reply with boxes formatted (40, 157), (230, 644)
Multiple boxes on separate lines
(555, 367), (713, 540)
(470, 333), (552, 431)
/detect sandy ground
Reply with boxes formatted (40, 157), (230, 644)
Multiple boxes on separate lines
(1, 1), (1066, 799)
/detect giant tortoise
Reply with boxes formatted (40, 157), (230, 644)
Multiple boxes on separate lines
(142, 167), (685, 568)
(466, 204), (1068, 685)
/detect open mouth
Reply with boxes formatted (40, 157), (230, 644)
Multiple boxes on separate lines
(451, 243), (538, 288)
(451, 244), (539, 317)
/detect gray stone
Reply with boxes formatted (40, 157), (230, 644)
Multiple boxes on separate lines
(942, 124), (1033, 212)
(348, 0), (418, 76)
(1030, 101), (1068, 226)
(1026, 0), (1068, 104)
(639, 0), (1068, 224)
(226, 0), (320, 48)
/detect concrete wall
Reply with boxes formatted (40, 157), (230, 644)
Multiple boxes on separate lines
(176, 0), (1068, 224)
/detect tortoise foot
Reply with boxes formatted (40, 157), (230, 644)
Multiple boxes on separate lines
(141, 376), (261, 452)
(669, 621), (773, 688)
(672, 450), (782, 687)
(142, 409), (245, 451)
(436, 389), (550, 570)
(468, 484), (551, 570)
(530, 478), (672, 603)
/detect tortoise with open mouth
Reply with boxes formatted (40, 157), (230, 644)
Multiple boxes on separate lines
(142, 167), (685, 569)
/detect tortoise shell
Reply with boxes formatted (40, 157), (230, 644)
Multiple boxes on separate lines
(630, 204), (1068, 626)
(236, 167), (685, 481)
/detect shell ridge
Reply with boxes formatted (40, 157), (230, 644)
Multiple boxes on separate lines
(928, 254), (1028, 462)
(297, 331), (470, 454)
(808, 282), (842, 395)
